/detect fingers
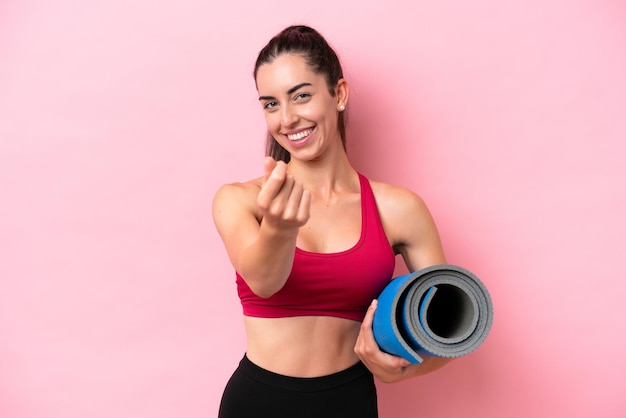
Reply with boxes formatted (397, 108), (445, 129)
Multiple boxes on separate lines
(284, 178), (304, 219)
(257, 160), (310, 227)
(297, 189), (311, 222)
(257, 161), (288, 211)
(355, 299), (412, 381)
(263, 156), (278, 181)
(359, 300), (411, 367)
(355, 300), (378, 357)
(362, 299), (377, 329)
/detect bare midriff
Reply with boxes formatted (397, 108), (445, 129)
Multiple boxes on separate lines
(243, 315), (362, 377)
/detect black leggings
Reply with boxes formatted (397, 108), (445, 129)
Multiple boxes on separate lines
(218, 355), (378, 418)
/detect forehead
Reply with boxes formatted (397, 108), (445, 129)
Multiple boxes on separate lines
(256, 54), (323, 94)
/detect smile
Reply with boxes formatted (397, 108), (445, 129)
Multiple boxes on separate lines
(287, 128), (314, 141)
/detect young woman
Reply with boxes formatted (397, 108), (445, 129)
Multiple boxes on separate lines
(213, 25), (451, 418)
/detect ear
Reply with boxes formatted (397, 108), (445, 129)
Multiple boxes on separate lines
(335, 78), (349, 109)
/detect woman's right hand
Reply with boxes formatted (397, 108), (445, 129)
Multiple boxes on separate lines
(212, 157), (310, 297)
(257, 157), (311, 232)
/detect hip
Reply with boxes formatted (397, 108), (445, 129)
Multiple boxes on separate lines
(218, 354), (378, 418)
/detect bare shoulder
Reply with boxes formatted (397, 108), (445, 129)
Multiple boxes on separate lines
(213, 177), (263, 204)
(212, 177), (263, 223)
(369, 180), (431, 219)
(368, 180), (443, 265)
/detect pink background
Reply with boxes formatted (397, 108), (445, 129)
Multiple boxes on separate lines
(2, 1), (625, 417)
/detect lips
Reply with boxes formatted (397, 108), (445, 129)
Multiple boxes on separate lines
(286, 127), (314, 141)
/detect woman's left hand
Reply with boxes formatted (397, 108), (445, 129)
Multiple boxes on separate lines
(354, 299), (452, 383)
(354, 299), (414, 383)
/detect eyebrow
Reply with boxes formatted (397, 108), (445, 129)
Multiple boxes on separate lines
(258, 82), (312, 101)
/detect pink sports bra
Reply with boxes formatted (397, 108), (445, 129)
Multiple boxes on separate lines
(235, 173), (396, 322)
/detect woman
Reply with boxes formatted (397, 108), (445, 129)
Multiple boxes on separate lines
(213, 25), (451, 418)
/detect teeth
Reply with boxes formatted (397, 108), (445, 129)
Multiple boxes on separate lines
(287, 128), (313, 141)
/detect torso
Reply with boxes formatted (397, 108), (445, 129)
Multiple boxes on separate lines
(244, 316), (362, 377)
(240, 174), (399, 377)
(297, 185), (361, 253)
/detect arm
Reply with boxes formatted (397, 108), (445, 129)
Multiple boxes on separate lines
(354, 184), (453, 382)
(212, 157), (310, 298)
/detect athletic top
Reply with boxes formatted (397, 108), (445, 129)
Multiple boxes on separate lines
(236, 173), (396, 322)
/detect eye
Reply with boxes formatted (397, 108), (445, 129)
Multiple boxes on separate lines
(294, 92), (311, 101)
(263, 101), (279, 110)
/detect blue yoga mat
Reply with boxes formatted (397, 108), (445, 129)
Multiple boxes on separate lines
(372, 264), (493, 364)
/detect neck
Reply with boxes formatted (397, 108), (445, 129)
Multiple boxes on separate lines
(287, 148), (358, 198)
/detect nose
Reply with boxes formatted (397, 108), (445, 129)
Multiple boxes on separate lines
(280, 103), (298, 127)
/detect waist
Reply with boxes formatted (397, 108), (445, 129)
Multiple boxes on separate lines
(243, 315), (362, 377)
(236, 354), (372, 391)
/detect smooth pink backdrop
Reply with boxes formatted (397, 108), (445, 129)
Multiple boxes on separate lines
(2, 1), (625, 417)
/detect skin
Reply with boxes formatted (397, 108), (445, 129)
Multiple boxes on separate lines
(212, 53), (452, 382)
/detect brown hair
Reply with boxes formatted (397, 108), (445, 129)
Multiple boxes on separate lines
(254, 25), (347, 163)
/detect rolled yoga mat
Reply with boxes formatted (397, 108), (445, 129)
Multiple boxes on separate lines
(372, 264), (493, 364)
